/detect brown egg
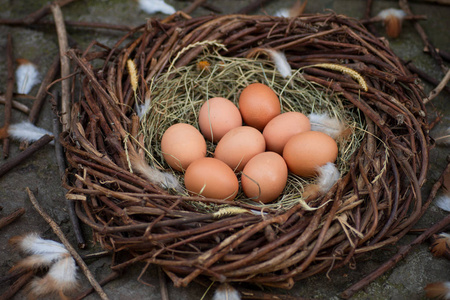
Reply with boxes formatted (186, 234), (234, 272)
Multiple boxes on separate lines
(198, 97), (242, 142)
(238, 83), (281, 131)
(214, 126), (266, 171)
(241, 152), (288, 203)
(283, 131), (338, 177)
(184, 157), (239, 200)
(161, 123), (206, 171)
(263, 111), (311, 154)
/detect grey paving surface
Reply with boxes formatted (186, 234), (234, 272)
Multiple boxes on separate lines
(0, 0), (449, 299)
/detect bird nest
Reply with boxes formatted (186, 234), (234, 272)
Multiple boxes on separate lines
(61, 13), (430, 289)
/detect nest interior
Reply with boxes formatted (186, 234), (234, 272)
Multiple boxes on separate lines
(62, 13), (430, 289)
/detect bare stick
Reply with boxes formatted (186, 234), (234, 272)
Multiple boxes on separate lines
(0, 134), (53, 178)
(0, 270), (34, 300)
(0, 95), (30, 114)
(50, 4), (71, 132)
(236, 0), (275, 14)
(2, 34), (14, 159)
(341, 160), (450, 299)
(0, 18), (132, 31)
(399, 0), (448, 74)
(26, 188), (109, 300)
(52, 92), (85, 248)
(425, 68), (450, 103)
(183, 0), (207, 14)
(0, 207), (25, 230)
(22, 0), (77, 25)
(159, 267), (169, 300)
(28, 54), (60, 125)
(74, 271), (120, 300)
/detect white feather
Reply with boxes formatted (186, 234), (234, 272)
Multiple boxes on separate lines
(274, 8), (290, 17)
(377, 8), (406, 20)
(15, 233), (68, 256)
(15, 61), (40, 94)
(130, 154), (183, 192)
(308, 113), (346, 139)
(436, 194), (450, 212)
(7, 121), (54, 144)
(138, 0), (176, 15)
(136, 96), (151, 120)
(265, 49), (292, 78)
(28, 256), (78, 298)
(213, 284), (241, 300)
(317, 162), (340, 193)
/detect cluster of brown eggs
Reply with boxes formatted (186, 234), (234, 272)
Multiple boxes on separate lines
(161, 83), (338, 203)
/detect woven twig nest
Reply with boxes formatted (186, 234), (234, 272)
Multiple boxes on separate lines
(62, 13), (430, 289)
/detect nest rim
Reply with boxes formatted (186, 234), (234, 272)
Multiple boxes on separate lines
(62, 12), (430, 289)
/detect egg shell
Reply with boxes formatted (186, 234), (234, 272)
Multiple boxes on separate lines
(198, 97), (242, 142)
(238, 83), (281, 131)
(241, 152), (288, 203)
(161, 123), (206, 171)
(184, 157), (239, 200)
(263, 111), (311, 154)
(214, 126), (266, 171)
(283, 131), (338, 177)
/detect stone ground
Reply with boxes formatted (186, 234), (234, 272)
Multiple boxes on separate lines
(0, 0), (449, 299)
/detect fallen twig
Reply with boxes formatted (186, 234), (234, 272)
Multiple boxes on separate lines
(50, 3), (71, 132)
(399, 0), (448, 74)
(0, 270), (34, 300)
(236, 0), (275, 14)
(0, 207), (25, 230)
(28, 55), (60, 125)
(26, 187), (109, 300)
(403, 60), (450, 94)
(2, 34), (14, 159)
(159, 267), (169, 300)
(183, 0), (207, 14)
(425, 68), (450, 103)
(21, 0), (77, 25)
(0, 95), (30, 114)
(74, 271), (120, 300)
(341, 159), (450, 299)
(0, 134), (54, 178)
(0, 18), (132, 31)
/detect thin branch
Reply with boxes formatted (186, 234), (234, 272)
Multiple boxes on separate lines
(26, 188), (109, 300)
(28, 54), (60, 125)
(2, 34), (14, 159)
(50, 4), (71, 132)
(74, 271), (120, 300)
(425, 68), (450, 103)
(159, 267), (169, 300)
(0, 207), (25, 230)
(0, 18), (132, 31)
(0, 270), (34, 300)
(183, 0), (207, 14)
(0, 95), (30, 114)
(22, 0), (78, 25)
(0, 134), (54, 178)
(236, 0), (275, 14)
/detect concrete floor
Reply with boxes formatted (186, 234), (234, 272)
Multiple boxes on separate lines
(0, 0), (449, 299)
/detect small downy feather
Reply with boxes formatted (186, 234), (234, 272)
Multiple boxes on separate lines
(265, 49), (292, 78)
(377, 8), (406, 38)
(130, 153), (182, 192)
(317, 162), (340, 193)
(430, 232), (450, 257)
(424, 281), (450, 300)
(274, 0), (307, 18)
(213, 283), (241, 300)
(27, 256), (78, 300)
(138, 0), (176, 15)
(136, 96), (151, 120)
(302, 163), (340, 199)
(436, 193), (450, 212)
(7, 121), (54, 144)
(9, 233), (69, 271)
(308, 113), (349, 140)
(15, 58), (40, 95)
